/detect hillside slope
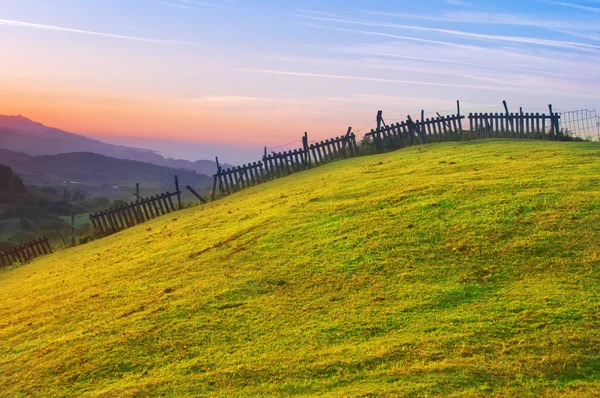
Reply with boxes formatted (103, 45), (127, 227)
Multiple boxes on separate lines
(0, 140), (599, 397)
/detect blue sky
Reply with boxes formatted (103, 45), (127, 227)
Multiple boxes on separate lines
(0, 0), (598, 162)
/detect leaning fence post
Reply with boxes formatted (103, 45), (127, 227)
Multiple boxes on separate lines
(174, 175), (182, 210)
(215, 156), (224, 198)
(53, 222), (67, 247)
(341, 126), (352, 152)
(186, 185), (207, 204)
(502, 100), (513, 136)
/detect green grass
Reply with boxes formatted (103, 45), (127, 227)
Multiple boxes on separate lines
(1, 140), (599, 397)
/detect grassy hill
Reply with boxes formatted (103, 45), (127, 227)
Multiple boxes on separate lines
(0, 140), (599, 397)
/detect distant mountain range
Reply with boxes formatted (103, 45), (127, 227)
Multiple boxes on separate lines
(0, 115), (232, 176)
(0, 149), (213, 188)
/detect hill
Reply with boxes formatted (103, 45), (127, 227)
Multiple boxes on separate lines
(0, 115), (232, 175)
(0, 140), (599, 397)
(0, 150), (212, 188)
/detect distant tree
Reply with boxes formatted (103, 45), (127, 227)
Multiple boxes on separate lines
(0, 165), (26, 201)
(63, 189), (71, 200)
(73, 191), (86, 201)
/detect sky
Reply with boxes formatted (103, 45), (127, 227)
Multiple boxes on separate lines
(0, 0), (599, 162)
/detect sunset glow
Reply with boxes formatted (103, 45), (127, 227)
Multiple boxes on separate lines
(1, 0), (599, 160)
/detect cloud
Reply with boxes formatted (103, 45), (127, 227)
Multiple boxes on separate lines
(358, 9), (600, 33)
(152, 2), (196, 10)
(334, 48), (599, 79)
(233, 68), (512, 91)
(296, 14), (600, 52)
(0, 18), (195, 44)
(544, 1), (600, 12)
(233, 68), (598, 99)
(446, 0), (474, 7)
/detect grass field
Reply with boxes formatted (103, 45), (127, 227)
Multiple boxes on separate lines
(0, 140), (599, 397)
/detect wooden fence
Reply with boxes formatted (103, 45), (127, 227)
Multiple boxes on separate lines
(212, 131), (359, 199)
(308, 132), (359, 166)
(0, 237), (52, 268)
(366, 102), (562, 150)
(366, 113), (466, 147)
(89, 191), (181, 235)
(468, 110), (561, 139)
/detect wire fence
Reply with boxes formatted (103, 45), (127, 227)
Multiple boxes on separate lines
(558, 109), (599, 141)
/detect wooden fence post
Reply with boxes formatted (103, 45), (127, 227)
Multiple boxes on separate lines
(376, 110), (383, 151)
(548, 104), (556, 139)
(186, 185), (207, 204)
(53, 222), (67, 247)
(216, 156), (224, 198)
(421, 110), (427, 142)
(301, 132), (310, 168)
(502, 100), (513, 137)
(174, 175), (182, 210)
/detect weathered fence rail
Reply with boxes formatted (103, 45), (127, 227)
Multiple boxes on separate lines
(0, 237), (52, 268)
(89, 191), (181, 235)
(365, 102), (563, 151)
(212, 131), (359, 199)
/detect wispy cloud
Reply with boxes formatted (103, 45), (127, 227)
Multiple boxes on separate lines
(359, 9), (600, 33)
(334, 48), (599, 79)
(0, 18), (195, 44)
(153, 0), (229, 10)
(446, 0), (474, 7)
(233, 68), (597, 99)
(544, 1), (600, 12)
(234, 68), (512, 91)
(296, 13), (600, 52)
(152, 2), (196, 10)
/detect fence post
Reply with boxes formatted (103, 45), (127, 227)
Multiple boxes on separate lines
(303, 132), (311, 168)
(186, 185), (207, 204)
(548, 104), (556, 139)
(174, 175), (182, 210)
(376, 110), (383, 151)
(53, 222), (67, 247)
(420, 110), (426, 142)
(341, 126), (352, 153)
(262, 147), (270, 179)
(215, 156), (224, 198)
(502, 100), (513, 136)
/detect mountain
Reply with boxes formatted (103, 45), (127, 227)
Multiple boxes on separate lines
(0, 150), (213, 188)
(1, 140), (599, 396)
(0, 115), (232, 176)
